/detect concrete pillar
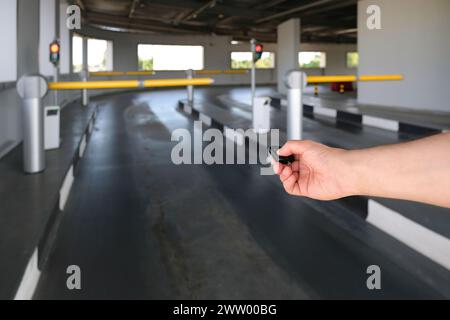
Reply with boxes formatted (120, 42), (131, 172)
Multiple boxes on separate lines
(357, 0), (450, 112)
(277, 18), (300, 94)
(82, 36), (88, 72)
(17, 0), (40, 78)
(16, 0), (40, 148)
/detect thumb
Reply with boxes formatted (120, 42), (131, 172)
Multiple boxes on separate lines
(278, 140), (311, 156)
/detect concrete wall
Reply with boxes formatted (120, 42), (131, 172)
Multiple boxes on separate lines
(0, 0), (40, 158)
(277, 19), (301, 93)
(80, 25), (356, 85)
(0, 0), (79, 158)
(0, 5), (356, 159)
(358, 0), (450, 112)
(79, 26), (277, 86)
(300, 43), (357, 76)
(39, 0), (56, 77)
(0, 0), (17, 83)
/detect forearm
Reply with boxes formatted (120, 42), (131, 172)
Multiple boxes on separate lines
(345, 132), (450, 208)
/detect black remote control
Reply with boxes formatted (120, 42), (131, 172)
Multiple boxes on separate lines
(268, 146), (295, 165)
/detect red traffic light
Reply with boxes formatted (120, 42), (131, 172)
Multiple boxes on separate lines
(254, 43), (264, 62)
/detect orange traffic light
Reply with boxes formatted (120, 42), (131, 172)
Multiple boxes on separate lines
(49, 40), (60, 66)
(50, 43), (60, 54)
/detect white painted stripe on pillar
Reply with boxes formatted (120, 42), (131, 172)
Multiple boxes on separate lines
(79, 135), (87, 158)
(363, 115), (399, 131)
(314, 106), (337, 118)
(199, 113), (212, 126)
(367, 200), (450, 270)
(59, 166), (74, 211)
(14, 248), (41, 300)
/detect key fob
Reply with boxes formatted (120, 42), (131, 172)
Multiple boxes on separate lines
(268, 146), (295, 165)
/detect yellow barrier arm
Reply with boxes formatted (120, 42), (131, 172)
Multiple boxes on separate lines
(223, 70), (248, 75)
(125, 71), (155, 76)
(195, 70), (222, 75)
(306, 74), (403, 84)
(89, 72), (125, 77)
(307, 75), (356, 83)
(359, 74), (403, 81)
(48, 78), (214, 90)
(194, 70), (248, 75)
(90, 71), (155, 77)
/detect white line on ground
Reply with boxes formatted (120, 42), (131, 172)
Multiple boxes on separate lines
(59, 166), (74, 211)
(367, 200), (450, 271)
(14, 248), (41, 300)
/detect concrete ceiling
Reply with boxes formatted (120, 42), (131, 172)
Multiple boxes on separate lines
(73, 0), (358, 43)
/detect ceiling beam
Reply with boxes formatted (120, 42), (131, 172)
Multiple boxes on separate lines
(333, 28), (357, 35)
(256, 0), (336, 24)
(80, 0), (357, 44)
(141, 0), (273, 20)
(298, 0), (357, 17)
(74, 0), (85, 11)
(179, 0), (217, 22)
(129, 0), (140, 19)
(254, 0), (290, 10)
(86, 12), (210, 34)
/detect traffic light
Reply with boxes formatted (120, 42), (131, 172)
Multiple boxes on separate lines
(254, 43), (264, 62)
(49, 40), (60, 66)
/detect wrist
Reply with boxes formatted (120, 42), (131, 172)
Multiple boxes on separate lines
(340, 149), (371, 197)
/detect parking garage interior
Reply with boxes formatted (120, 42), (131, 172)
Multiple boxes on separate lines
(0, 0), (450, 301)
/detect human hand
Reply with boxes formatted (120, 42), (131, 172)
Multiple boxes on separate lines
(272, 140), (355, 201)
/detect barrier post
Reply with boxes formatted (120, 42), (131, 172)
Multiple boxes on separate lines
(250, 38), (256, 111)
(16, 75), (48, 174)
(186, 69), (194, 106)
(53, 59), (59, 105)
(82, 36), (89, 106)
(285, 70), (306, 140)
(81, 70), (89, 106)
(314, 83), (318, 96)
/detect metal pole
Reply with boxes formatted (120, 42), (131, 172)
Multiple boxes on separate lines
(81, 70), (89, 106)
(250, 39), (256, 115)
(53, 64), (59, 105)
(16, 75), (49, 174)
(187, 69), (194, 105)
(54, 2), (60, 106)
(82, 37), (89, 107)
(284, 70), (306, 140)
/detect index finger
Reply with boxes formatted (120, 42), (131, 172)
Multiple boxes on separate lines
(278, 140), (311, 157)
